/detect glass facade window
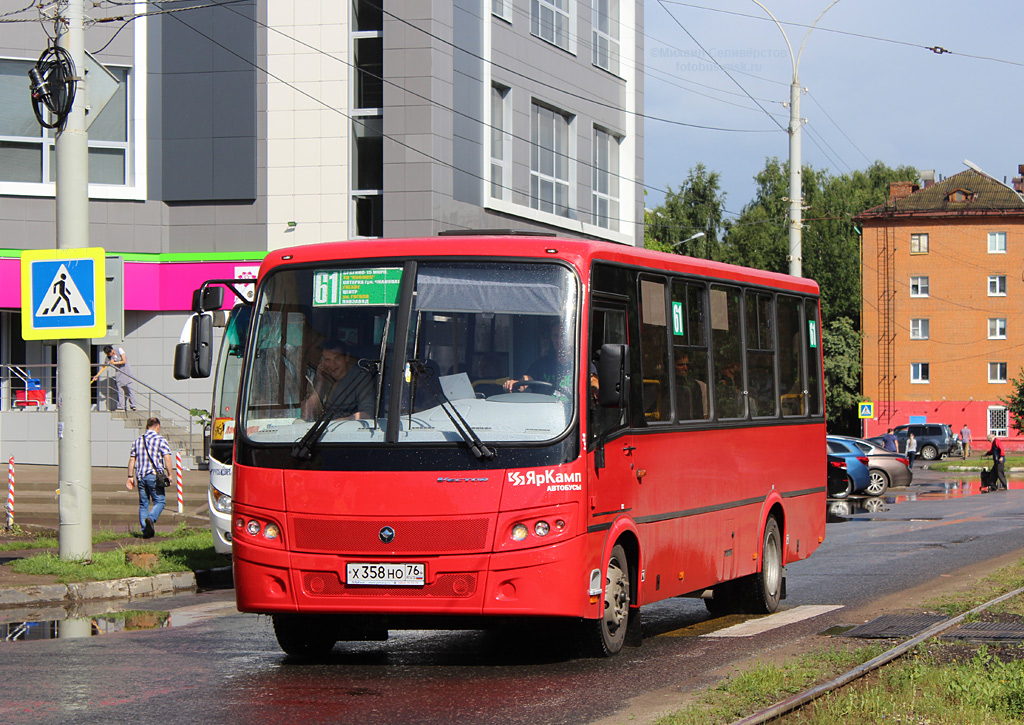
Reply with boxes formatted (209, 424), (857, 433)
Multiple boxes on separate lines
(530, 102), (572, 217)
(910, 319), (929, 339)
(532, 0), (571, 51)
(989, 231), (1007, 253)
(0, 60), (130, 186)
(910, 276), (929, 297)
(989, 318), (1007, 339)
(592, 127), (619, 230)
(911, 362), (929, 383)
(910, 233), (929, 254)
(592, 0), (619, 73)
(490, 84), (510, 201)
(989, 406), (1008, 437)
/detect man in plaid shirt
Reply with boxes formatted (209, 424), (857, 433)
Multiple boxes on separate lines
(127, 418), (174, 538)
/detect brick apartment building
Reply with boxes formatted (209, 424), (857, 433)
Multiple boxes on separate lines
(856, 167), (1024, 448)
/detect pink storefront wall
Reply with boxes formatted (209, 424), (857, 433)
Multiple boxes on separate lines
(0, 258), (258, 311)
(861, 401), (1022, 451)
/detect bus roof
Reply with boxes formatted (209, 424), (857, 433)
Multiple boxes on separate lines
(260, 236), (820, 296)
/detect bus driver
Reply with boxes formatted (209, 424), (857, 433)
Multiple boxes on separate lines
(300, 340), (374, 421)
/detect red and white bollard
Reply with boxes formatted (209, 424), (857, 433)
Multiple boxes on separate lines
(6, 456), (14, 529)
(176, 451), (184, 514)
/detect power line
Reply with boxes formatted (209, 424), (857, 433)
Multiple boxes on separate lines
(806, 90), (871, 165)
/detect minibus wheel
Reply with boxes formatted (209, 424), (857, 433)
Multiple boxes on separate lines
(583, 544), (630, 657)
(273, 613), (337, 658)
(742, 516), (782, 614)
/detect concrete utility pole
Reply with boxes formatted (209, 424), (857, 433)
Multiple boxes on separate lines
(56, 0), (93, 561)
(750, 0), (841, 278)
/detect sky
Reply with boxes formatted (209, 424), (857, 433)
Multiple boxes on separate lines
(643, 0), (1024, 218)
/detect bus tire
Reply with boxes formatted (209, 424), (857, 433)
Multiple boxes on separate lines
(740, 516), (783, 614)
(272, 614), (337, 658)
(583, 544), (630, 657)
(704, 582), (738, 617)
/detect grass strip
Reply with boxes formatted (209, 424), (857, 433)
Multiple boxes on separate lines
(8, 527), (229, 582)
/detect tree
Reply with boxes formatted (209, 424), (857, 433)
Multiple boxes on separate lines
(645, 163), (725, 259)
(1001, 369), (1024, 436)
(821, 317), (862, 433)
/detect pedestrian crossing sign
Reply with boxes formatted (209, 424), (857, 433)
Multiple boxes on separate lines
(858, 402), (874, 419)
(21, 248), (106, 340)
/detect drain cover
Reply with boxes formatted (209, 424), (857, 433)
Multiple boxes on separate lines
(841, 614), (948, 639)
(943, 622), (1024, 643)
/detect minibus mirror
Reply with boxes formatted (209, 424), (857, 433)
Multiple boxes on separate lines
(173, 342), (193, 380)
(191, 313), (214, 378)
(192, 286), (225, 314)
(597, 343), (629, 408)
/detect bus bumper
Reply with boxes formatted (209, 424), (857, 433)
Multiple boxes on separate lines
(234, 533), (594, 620)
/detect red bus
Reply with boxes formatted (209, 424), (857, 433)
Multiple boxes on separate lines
(184, 234), (826, 657)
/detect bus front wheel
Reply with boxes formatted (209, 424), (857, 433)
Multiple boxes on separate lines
(583, 544), (631, 657)
(272, 613), (338, 658)
(740, 516), (783, 614)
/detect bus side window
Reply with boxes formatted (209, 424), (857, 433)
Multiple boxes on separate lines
(710, 284), (745, 419)
(639, 277), (670, 423)
(589, 305), (628, 439)
(777, 295), (805, 416)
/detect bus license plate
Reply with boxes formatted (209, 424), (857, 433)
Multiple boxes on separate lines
(346, 562), (425, 586)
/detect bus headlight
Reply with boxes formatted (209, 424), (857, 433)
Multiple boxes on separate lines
(211, 486), (232, 514)
(534, 521), (550, 536)
(263, 523), (280, 540)
(511, 523), (529, 541)
(246, 520), (261, 536)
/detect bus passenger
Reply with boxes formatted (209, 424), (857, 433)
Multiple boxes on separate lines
(301, 340), (374, 420)
(674, 351), (708, 419)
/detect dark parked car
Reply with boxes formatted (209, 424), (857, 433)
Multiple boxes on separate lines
(829, 435), (913, 496)
(867, 423), (955, 461)
(826, 439), (870, 497)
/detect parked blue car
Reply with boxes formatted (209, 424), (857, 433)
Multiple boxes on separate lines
(826, 437), (871, 497)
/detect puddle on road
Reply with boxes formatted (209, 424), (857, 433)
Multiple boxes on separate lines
(827, 477), (1021, 522)
(0, 598), (237, 643)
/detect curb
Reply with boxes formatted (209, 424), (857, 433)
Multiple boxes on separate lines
(0, 571), (197, 609)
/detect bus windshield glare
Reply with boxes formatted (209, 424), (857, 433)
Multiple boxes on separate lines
(241, 261), (579, 446)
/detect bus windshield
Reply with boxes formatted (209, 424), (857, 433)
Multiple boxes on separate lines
(240, 261), (579, 447)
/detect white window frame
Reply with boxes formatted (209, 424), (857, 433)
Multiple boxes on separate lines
(909, 318), (929, 340)
(911, 362), (929, 384)
(530, 101), (574, 218)
(492, 0), (512, 22)
(592, 0), (620, 74)
(910, 276), (929, 297)
(531, 0), (574, 53)
(0, 54), (143, 200)
(592, 126), (619, 230)
(988, 275), (1007, 296)
(989, 362), (1008, 383)
(989, 231), (1007, 254)
(989, 318), (1007, 339)
(989, 406), (1008, 437)
(489, 84), (511, 203)
(910, 233), (929, 254)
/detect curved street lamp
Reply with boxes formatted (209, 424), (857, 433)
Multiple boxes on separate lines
(749, 0), (841, 277)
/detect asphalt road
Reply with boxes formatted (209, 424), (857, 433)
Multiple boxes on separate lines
(1, 468), (1022, 725)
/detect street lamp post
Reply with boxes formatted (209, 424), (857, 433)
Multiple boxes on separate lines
(750, 1), (841, 278)
(672, 231), (706, 256)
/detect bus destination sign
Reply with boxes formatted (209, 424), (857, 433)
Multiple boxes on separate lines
(313, 267), (402, 306)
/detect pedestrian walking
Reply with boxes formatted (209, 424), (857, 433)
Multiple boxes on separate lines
(882, 428), (898, 452)
(906, 432), (918, 470)
(92, 345), (137, 411)
(127, 418), (173, 538)
(981, 434), (1007, 492)
(960, 423), (972, 459)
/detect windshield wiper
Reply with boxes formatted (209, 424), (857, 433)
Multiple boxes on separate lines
(408, 360), (495, 460)
(292, 363), (377, 460)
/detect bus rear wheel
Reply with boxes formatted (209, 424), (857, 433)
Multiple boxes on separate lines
(272, 614), (337, 658)
(583, 544), (630, 657)
(738, 516), (783, 614)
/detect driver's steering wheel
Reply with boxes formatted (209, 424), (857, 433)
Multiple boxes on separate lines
(516, 379), (556, 394)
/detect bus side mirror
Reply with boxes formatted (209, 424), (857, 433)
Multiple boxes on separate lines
(191, 313), (214, 378)
(173, 342), (193, 380)
(597, 343), (629, 408)
(192, 286), (225, 314)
